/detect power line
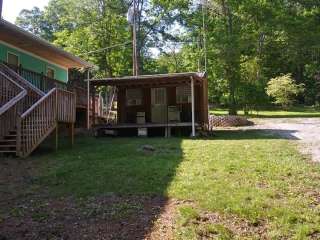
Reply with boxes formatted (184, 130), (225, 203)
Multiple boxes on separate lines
(78, 42), (131, 56)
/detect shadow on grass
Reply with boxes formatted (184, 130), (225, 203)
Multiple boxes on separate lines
(213, 129), (300, 140)
(1, 136), (184, 240)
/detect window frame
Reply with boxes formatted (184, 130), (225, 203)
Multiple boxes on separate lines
(126, 88), (143, 106)
(7, 52), (20, 66)
(176, 85), (191, 104)
(151, 87), (167, 106)
(47, 66), (56, 79)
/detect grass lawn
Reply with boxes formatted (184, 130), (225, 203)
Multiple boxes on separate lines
(210, 106), (320, 118)
(22, 130), (320, 239)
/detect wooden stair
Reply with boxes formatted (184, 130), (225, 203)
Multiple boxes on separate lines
(0, 63), (76, 158)
(0, 130), (17, 154)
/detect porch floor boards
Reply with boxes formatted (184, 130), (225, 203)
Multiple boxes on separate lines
(95, 122), (199, 129)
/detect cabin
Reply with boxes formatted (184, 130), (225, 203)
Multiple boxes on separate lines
(88, 73), (209, 137)
(0, 18), (95, 157)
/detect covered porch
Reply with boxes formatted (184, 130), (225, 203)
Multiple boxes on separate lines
(87, 72), (208, 137)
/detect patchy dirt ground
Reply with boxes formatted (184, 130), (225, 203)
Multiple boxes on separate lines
(0, 158), (173, 240)
(0, 157), (270, 240)
(1, 118), (320, 239)
(246, 118), (320, 162)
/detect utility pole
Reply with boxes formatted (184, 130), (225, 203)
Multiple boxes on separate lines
(132, 0), (139, 76)
(202, 0), (208, 73)
(0, 0), (3, 19)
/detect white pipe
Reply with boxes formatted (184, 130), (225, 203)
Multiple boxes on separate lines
(87, 69), (90, 129)
(191, 77), (195, 137)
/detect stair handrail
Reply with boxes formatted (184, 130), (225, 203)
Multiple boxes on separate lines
(0, 72), (27, 140)
(17, 88), (57, 157)
(17, 88), (76, 157)
(0, 71), (27, 111)
(20, 88), (56, 118)
(0, 63), (44, 97)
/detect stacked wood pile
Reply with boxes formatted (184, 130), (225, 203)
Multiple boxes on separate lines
(208, 115), (253, 128)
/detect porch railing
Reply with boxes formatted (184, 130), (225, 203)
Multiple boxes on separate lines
(0, 72), (27, 139)
(2, 62), (67, 93)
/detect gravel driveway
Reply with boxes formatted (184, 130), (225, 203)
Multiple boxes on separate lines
(248, 118), (320, 162)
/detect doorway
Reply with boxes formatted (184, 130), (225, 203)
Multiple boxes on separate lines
(151, 87), (167, 123)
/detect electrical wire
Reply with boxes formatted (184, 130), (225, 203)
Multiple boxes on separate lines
(78, 42), (132, 56)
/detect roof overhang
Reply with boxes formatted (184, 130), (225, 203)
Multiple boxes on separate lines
(88, 72), (207, 87)
(0, 19), (93, 69)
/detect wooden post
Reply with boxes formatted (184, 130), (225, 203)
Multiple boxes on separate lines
(55, 123), (59, 151)
(92, 86), (96, 126)
(16, 116), (21, 157)
(87, 69), (90, 129)
(55, 89), (58, 151)
(70, 123), (74, 146)
(191, 77), (196, 137)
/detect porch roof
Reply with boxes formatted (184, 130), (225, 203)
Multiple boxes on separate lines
(88, 72), (207, 87)
(0, 19), (93, 69)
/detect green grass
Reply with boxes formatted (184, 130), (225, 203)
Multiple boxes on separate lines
(210, 106), (320, 118)
(31, 131), (320, 239)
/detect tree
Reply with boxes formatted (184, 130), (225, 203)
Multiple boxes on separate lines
(15, 7), (53, 41)
(15, 0), (320, 110)
(266, 74), (305, 109)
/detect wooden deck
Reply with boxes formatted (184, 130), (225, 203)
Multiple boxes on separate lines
(0, 63), (76, 157)
(95, 122), (200, 137)
(95, 122), (199, 129)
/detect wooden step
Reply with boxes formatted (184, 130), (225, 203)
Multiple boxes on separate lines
(0, 144), (16, 147)
(4, 136), (16, 140)
(0, 150), (16, 153)
(0, 139), (16, 143)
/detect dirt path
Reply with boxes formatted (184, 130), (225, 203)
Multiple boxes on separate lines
(247, 118), (320, 162)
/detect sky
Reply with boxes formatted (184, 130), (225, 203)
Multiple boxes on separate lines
(2, 0), (49, 23)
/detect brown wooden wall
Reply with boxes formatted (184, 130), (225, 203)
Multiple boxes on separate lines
(117, 81), (208, 125)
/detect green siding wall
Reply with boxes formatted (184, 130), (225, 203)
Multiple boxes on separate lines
(0, 42), (68, 83)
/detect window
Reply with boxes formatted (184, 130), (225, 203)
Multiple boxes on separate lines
(176, 85), (191, 103)
(7, 52), (19, 66)
(126, 88), (142, 106)
(151, 88), (166, 105)
(47, 67), (55, 79)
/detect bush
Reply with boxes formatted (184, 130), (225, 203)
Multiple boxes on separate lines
(266, 74), (304, 109)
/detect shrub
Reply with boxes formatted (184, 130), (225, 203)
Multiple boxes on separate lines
(266, 74), (304, 109)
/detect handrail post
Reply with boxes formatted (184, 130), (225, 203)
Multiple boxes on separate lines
(16, 115), (22, 157)
(55, 89), (58, 151)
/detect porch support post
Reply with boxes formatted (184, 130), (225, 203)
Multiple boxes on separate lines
(87, 69), (90, 129)
(92, 86), (96, 126)
(191, 77), (196, 137)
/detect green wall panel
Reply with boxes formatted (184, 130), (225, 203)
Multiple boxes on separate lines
(0, 42), (68, 83)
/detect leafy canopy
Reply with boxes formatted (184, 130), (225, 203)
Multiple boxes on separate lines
(266, 74), (305, 108)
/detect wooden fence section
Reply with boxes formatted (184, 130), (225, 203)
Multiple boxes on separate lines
(17, 88), (76, 157)
(20, 67), (67, 93)
(57, 89), (76, 123)
(72, 86), (87, 108)
(0, 72), (27, 140)
(2, 62), (89, 111)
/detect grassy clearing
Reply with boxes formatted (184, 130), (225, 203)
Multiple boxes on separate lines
(210, 106), (320, 118)
(30, 131), (320, 239)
